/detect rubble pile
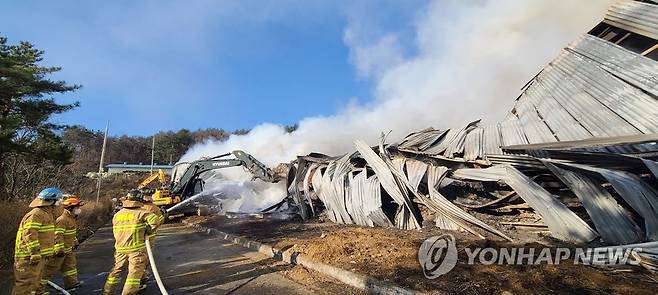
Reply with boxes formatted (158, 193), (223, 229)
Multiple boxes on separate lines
(282, 0), (658, 273)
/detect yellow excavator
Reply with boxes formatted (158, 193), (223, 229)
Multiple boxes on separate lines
(137, 169), (167, 189)
(136, 150), (282, 214)
(137, 169), (181, 207)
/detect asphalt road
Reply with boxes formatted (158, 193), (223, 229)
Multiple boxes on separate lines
(5, 223), (314, 295)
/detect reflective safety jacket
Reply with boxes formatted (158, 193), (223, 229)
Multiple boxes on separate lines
(112, 200), (160, 253)
(56, 209), (79, 254)
(14, 206), (55, 258)
(53, 206), (65, 254)
(141, 202), (165, 239)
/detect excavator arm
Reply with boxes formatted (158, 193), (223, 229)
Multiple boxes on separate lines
(170, 150), (279, 201)
(138, 169), (167, 189)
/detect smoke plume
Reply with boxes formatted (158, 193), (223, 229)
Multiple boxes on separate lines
(181, 0), (612, 212)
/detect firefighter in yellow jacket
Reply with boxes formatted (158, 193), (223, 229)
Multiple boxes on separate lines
(140, 193), (165, 284)
(103, 189), (160, 295)
(40, 197), (85, 292)
(13, 187), (63, 295)
(35, 202), (65, 295)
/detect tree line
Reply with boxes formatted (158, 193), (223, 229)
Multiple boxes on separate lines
(64, 126), (237, 174)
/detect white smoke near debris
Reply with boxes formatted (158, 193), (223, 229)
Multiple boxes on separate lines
(181, 0), (612, 212)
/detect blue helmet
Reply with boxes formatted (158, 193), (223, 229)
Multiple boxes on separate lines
(38, 187), (64, 201)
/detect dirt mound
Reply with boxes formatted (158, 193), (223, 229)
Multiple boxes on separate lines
(193, 215), (657, 295)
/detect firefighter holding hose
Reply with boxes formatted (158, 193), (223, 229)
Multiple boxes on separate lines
(140, 193), (165, 284)
(103, 189), (160, 295)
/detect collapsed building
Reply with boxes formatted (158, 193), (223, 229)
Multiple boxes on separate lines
(282, 0), (658, 271)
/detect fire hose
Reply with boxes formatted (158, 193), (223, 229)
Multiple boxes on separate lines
(49, 241), (169, 295)
(145, 238), (169, 295)
(47, 281), (71, 295)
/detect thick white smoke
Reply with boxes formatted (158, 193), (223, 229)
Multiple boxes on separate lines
(181, 0), (612, 212)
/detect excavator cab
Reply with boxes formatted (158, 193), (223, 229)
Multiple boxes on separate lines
(137, 169), (178, 207)
(151, 189), (180, 207)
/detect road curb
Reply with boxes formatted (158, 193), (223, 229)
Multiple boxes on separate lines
(182, 220), (422, 295)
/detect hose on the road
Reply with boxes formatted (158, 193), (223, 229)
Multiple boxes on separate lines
(145, 238), (169, 295)
(47, 280), (71, 295)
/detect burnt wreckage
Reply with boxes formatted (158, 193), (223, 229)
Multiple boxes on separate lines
(281, 0), (658, 271)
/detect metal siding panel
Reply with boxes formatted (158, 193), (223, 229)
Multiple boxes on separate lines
(525, 82), (593, 141)
(405, 159), (428, 192)
(347, 171), (370, 226)
(482, 124), (503, 156)
(312, 167), (337, 222)
(557, 51), (658, 134)
(544, 162), (643, 245)
(605, 0), (658, 40)
(453, 165), (599, 243)
(514, 95), (558, 143)
(397, 128), (447, 151)
(464, 127), (483, 161)
(568, 35), (658, 97)
(564, 163), (658, 240)
(426, 166), (511, 240)
(365, 176), (393, 227)
(499, 116), (529, 146)
(538, 62), (639, 137)
(444, 127), (470, 158)
(354, 140), (421, 229)
(426, 129), (458, 155)
(302, 164), (317, 217)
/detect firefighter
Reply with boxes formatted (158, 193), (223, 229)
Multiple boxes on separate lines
(40, 197), (85, 292)
(140, 193), (165, 284)
(34, 202), (65, 295)
(103, 189), (160, 295)
(12, 187), (63, 295)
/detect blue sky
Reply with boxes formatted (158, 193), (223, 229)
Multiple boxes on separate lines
(0, 0), (425, 135)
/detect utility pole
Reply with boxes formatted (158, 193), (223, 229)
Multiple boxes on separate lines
(96, 121), (109, 203)
(150, 135), (156, 173)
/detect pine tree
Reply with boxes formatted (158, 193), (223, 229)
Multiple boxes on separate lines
(0, 35), (80, 196)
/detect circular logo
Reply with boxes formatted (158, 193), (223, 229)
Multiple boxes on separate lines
(418, 234), (458, 279)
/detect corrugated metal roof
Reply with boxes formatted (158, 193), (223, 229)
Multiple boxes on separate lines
(499, 116), (528, 146)
(386, 24), (658, 163)
(397, 128), (446, 151)
(453, 165), (599, 243)
(562, 162), (658, 240)
(463, 127), (483, 161)
(604, 0), (658, 40)
(567, 35), (658, 97)
(443, 125), (474, 158)
(355, 140), (422, 229)
(514, 95), (557, 144)
(544, 161), (643, 245)
(556, 50), (658, 133)
(481, 124), (503, 156)
(523, 82), (592, 141)
(540, 60), (640, 137)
